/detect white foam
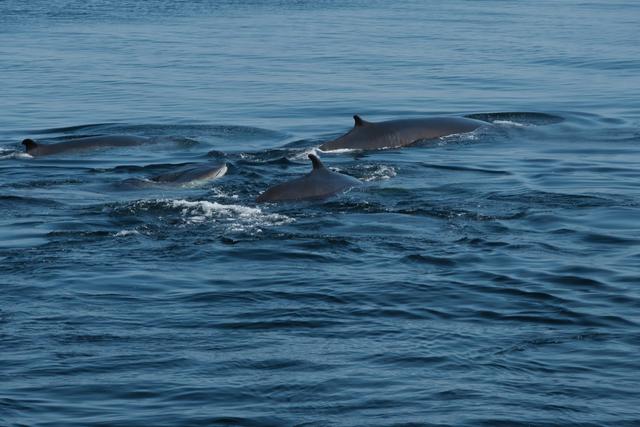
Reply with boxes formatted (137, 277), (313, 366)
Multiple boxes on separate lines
(314, 147), (362, 154)
(209, 186), (239, 199)
(114, 229), (140, 237)
(438, 130), (480, 142)
(317, 147), (358, 154)
(164, 199), (293, 231)
(291, 147), (320, 161)
(0, 150), (33, 160)
(493, 120), (527, 127)
(360, 164), (397, 182)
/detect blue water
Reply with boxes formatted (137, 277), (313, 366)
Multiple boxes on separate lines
(2, 1), (640, 426)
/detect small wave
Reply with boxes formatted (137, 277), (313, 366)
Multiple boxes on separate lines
(363, 352), (449, 367)
(290, 147), (320, 161)
(4, 178), (85, 189)
(27, 123), (117, 135)
(493, 331), (615, 357)
(317, 147), (357, 154)
(438, 130), (480, 142)
(492, 120), (527, 127)
(0, 150), (33, 160)
(419, 163), (511, 176)
(580, 232), (640, 245)
(237, 150), (295, 166)
(354, 164), (397, 182)
(114, 230), (140, 237)
(169, 199), (291, 228)
(464, 112), (564, 125)
(487, 190), (611, 209)
(208, 187), (240, 200)
(0, 195), (63, 207)
(403, 254), (456, 267)
(117, 199), (294, 232)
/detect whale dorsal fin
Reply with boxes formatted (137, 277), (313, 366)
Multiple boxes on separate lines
(308, 153), (324, 170)
(22, 139), (37, 152)
(353, 114), (369, 127)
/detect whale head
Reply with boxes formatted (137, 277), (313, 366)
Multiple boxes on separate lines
(22, 138), (38, 153)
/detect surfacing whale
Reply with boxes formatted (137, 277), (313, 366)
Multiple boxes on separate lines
(150, 162), (228, 185)
(319, 115), (488, 151)
(256, 154), (361, 203)
(117, 162), (228, 189)
(22, 135), (153, 157)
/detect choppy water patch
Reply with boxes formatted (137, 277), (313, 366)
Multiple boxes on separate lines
(114, 229), (141, 238)
(208, 186), (240, 200)
(353, 164), (397, 182)
(171, 199), (293, 231)
(0, 149), (32, 160)
(291, 147), (320, 162)
(113, 199), (293, 232)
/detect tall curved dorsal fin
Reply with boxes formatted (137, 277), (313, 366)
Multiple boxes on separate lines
(308, 153), (324, 170)
(22, 139), (38, 152)
(353, 114), (369, 127)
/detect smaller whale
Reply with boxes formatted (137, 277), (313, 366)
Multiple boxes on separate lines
(257, 154), (360, 203)
(117, 162), (227, 189)
(22, 135), (154, 157)
(319, 115), (488, 151)
(149, 162), (228, 185)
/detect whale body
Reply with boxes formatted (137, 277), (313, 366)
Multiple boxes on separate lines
(319, 115), (488, 151)
(256, 154), (360, 203)
(149, 162), (228, 185)
(22, 135), (153, 157)
(116, 162), (228, 189)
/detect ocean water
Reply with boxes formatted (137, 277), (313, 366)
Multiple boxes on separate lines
(1, 1), (640, 426)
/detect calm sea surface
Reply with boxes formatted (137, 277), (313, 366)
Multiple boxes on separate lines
(1, 1), (640, 426)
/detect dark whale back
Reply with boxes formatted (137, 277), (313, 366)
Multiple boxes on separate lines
(256, 154), (360, 203)
(22, 135), (152, 156)
(320, 115), (487, 151)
